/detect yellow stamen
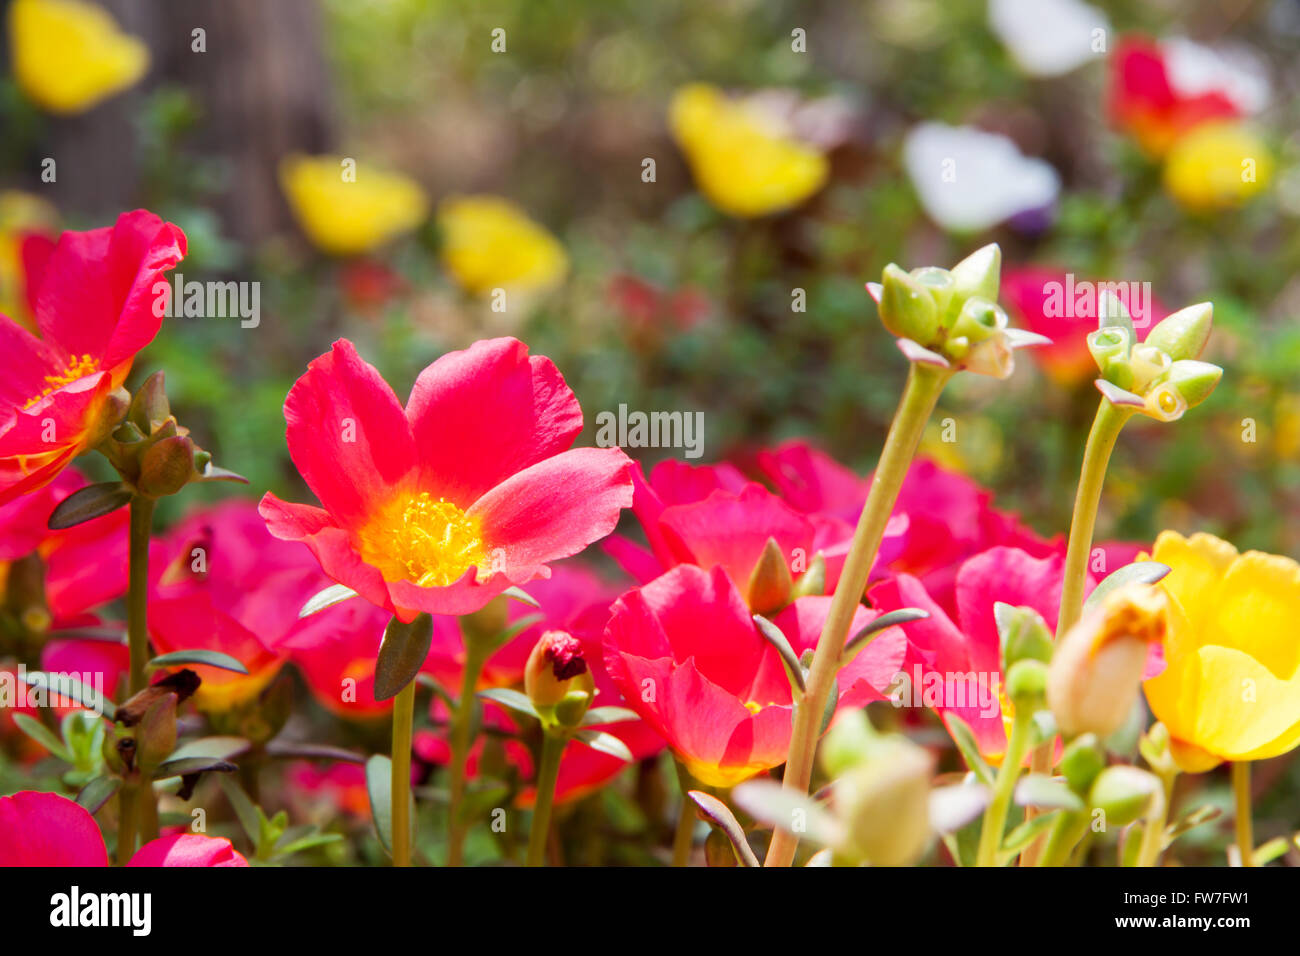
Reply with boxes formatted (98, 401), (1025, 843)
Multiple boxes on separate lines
(359, 491), (488, 588)
(24, 353), (98, 408)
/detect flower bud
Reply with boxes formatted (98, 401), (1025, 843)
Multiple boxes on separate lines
(1005, 658), (1048, 710)
(137, 434), (197, 497)
(948, 243), (1001, 305)
(910, 266), (956, 321)
(128, 370), (171, 433)
(1145, 302), (1212, 361)
(1087, 327), (1134, 388)
(997, 603), (1053, 671)
(1060, 733), (1106, 794)
(746, 537), (794, 615)
(790, 551), (826, 599)
(948, 296), (1008, 347)
(459, 594), (509, 645)
(878, 263), (939, 344)
(834, 736), (933, 866)
(1159, 359), (1223, 409)
(1128, 344), (1172, 394)
(524, 630), (595, 732)
(1088, 765), (1161, 826)
(1047, 584), (1168, 739)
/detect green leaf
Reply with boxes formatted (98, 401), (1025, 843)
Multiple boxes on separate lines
(194, 464), (249, 484)
(47, 482), (133, 530)
(501, 586), (539, 608)
(1163, 804), (1221, 843)
(844, 608), (928, 658)
(1015, 774), (1085, 811)
(580, 706), (640, 727)
(366, 754), (394, 856)
(572, 729), (633, 762)
(13, 713), (71, 760)
(263, 741), (366, 764)
(686, 791), (758, 867)
(1083, 561), (1171, 615)
(1001, 811), (1061, 855)
(45, 625), (126, 644)
(943, 714), (995, 788)
(154, 756), (238, 778)
(477, 687), (539, 719)
(299, 583), (357, 618)
(817, 677), (839, 738)
(373, 613), (434, 701)
(165, 736), (250, 763)
(1252, 837), (1289, 867)
(274, 831), (344, 859)
(76, 775), (122, 814)
(219, 776), (262, 847)
(752, 613), (804, 695)
(148, 649), (248, 674)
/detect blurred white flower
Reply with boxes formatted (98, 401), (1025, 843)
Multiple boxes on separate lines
(903, 122), (1061, 232)
(988, 0), (1108, 78)
(1162, 37), (1270, 115)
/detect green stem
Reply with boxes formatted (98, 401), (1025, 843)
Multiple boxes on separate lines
(525, 732), (565, 867)
(671, 794), (696, 867)
(1023, 399), (1130, 864)
(115, 784), (139, 866)
(390, 680), (415, 867)
(1232, 761), (1254, 866)
(1037, 811), (1088, 867)
(126, 496), (155, 695)
(1134, 786), (1168, 868)
(976, 711), (1032, 867)
(764, 362), (951, 867)
(447, 640), (489, 866)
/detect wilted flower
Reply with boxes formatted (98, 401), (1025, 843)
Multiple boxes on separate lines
(259, 337), (633, 621)
(436, 195), (567, 296)
(902, 125), (1060, 233)
(280, 154), (429, 256)
(8, 0), (148, 115)
(0, 210), (186, 505)
(669, 83), (829, 218)
(0, 790), (247, 866)
(1048, 583), (1169, 738)
(1143, 531), (1300, 772)
(603, 564), (905, 788)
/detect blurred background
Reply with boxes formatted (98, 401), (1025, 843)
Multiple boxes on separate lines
(3, 0), (1299, 555)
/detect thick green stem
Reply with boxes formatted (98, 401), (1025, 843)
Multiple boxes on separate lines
(671, 794), (696, 867)
(1134, 786), (1168, 868)
(390, 680), (415, 866)
(525, 732), (565, 867)
(1023, 399), (1130, 864)
(764, 362), (950, 867)
(1232, 761), (1254, 866)
(126, 496), (155, 695)
(447, 640), (489, 866)
(1037, 811), (1089, 867)
(976, 711), (1032, 867)
(115, 784), (139, 866)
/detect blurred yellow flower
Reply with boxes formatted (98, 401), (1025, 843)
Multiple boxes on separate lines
(0, 190), (56, 332)
(279, 154), (429, 257)
(436, 195), (567, 296)
(1142, 531), (1300, 772)
(669, 84), (829, 218)
(8, 0), (148, 114)
(1162, 122), (1272, 211)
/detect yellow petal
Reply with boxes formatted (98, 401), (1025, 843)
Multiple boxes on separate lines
(436, 195), (567, 296)
(1210, 550), (1300, 680)
(9, 0), (148, 115)
(280, 155), (429, 257)
(1148, 530), (1237, 627)
(1187, 645), (1300, 761)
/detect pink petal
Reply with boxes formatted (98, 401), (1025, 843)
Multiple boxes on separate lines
(127, 834), (248, 867)
(0, 791), (108, 866)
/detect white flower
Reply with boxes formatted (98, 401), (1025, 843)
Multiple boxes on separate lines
(988, 0), (1109, 77)
(1162, 37), (1270, 115)
(903, 122), (1061, 232)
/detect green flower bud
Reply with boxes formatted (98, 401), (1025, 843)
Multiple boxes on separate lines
(1128, 343), (1172, 394)
(459, 594), (509, 646)
(1142, 383), (1188, 423)
(1005, 658), (1048, 709)
(879, 263), (939, 344)
(949, 243), (1001, 305)
(948, 296), (1009, 346)
(791, 551), (826, 600)
(746, 537), (794, 615)
(1145, 302), (1212, 361)
(1088, 766), (1161, 826)
(820, 709), (881, 777)
(834, 737), (933, 866)
(128, 371), (171, 433)
(134, 692), (179, 777)
(1161, 359), (1223, 408)
(997, 604), (1054, 671)
(1087, 327), (1134, 388)
(137, 435), (197, 498)
(910, 266), (956, 321)
(1060, 734), (1106, 794)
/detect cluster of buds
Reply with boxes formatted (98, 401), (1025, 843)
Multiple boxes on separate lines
(99, 372), (244, 499)
(523, 630), (596, 736)
(1088, 296), (1221, 422)
(869, 244), (1050, 378)
(1048, 583), (1169, 739)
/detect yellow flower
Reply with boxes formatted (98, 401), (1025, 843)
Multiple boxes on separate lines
(436, 195), (567, 296)
(0, 190), (57, 332)
(8, 0), (148, 114)
(279, 154), (429, 257)
(669, 84), (829, 218)
(1142, 531), (1300, 772)
(1162, 122), (1272, 211)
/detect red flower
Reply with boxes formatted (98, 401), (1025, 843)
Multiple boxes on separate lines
(0, 210), (186, 504)
(603, 564), (905, 788)
(1109, 36), (1240, 157)
(1001, 266), (1167, 385)
(149, 500), (335, 711)
(0, 790), (246, 866)
(260, 338), (634, 622)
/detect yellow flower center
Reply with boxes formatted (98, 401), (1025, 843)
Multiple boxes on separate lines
(359, 492), (488, 588)
(24, 353), (98, 408)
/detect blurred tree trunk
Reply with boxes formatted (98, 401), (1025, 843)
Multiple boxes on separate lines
(15, 0), (335, 243)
